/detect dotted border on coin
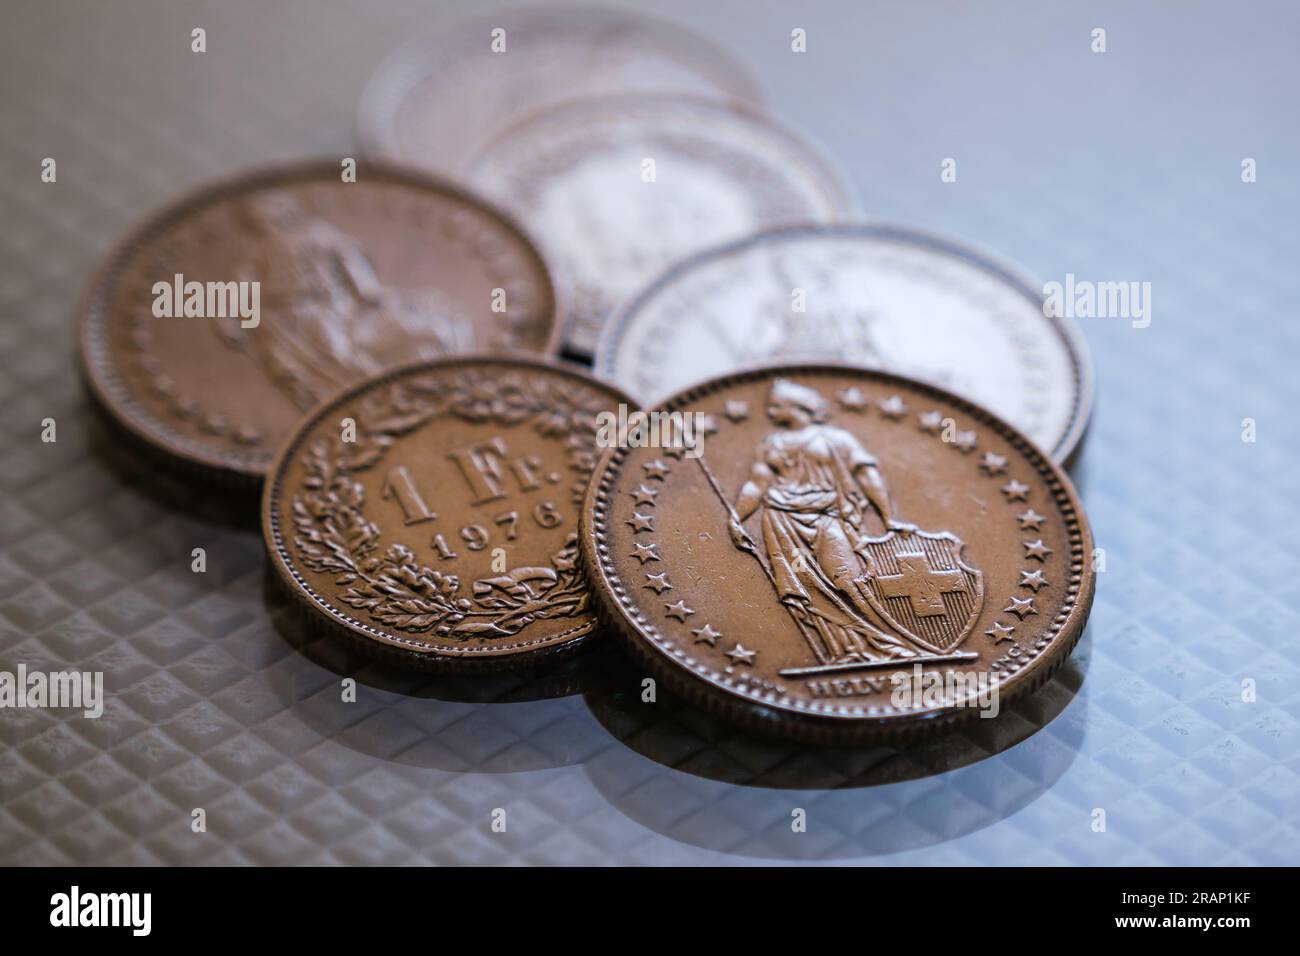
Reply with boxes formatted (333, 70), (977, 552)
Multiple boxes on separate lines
(593, 221), (1094, 464)
(583, 363), (1094, 731)
(262, 353), (630, 668)
(355, 4), (767, 164)
(78, 160), (564, 482)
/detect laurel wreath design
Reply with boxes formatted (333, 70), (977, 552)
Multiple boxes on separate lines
(290, 368), (602, 639)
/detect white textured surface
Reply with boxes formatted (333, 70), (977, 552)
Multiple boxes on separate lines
(1, 0), (1297, 864)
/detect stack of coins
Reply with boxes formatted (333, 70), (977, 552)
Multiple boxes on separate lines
(77, 6), (1095, 742)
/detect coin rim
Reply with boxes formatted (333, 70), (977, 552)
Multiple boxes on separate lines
(592, 221), (1095, 465)
(465, 91), (862, 356)
(355, 3), (768, 168)
(77, 158), (566, 483)
(262, 352), (636, 671)
(464, 90), (861, 219)
(579, 361), (1096, 742)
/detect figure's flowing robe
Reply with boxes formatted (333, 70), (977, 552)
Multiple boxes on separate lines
(218, 213), (472, 406)
(755, 424), (922, 663)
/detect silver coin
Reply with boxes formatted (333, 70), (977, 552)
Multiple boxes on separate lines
(466, 94), (857, 357)
(593, 223), (1094, 462)
(357, 4), (764, 175)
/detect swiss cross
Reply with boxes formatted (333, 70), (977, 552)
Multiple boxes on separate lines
(877, 552), (965, 617)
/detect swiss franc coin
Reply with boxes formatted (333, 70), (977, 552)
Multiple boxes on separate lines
(466, 94), (856, 358)
(358, 4), (764, 174)
(594, 224), (1093, 462)
(580, 365), (1095, 741)
(263, 355), (633, 670)
(78, 161), (560, 482)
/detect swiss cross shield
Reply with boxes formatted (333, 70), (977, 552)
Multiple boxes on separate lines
(856, 527), (984, 653)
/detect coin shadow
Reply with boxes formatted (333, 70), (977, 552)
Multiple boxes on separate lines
(84, 396), (261, 532)
(262, 567), (616, 773)
(580, 630), (1092, 860)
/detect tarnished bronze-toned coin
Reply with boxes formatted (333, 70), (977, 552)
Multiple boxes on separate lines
(580, 364), (1095, 742)
(78, 161), (560, 483)
(466, 93), (855, 358)
(357, 4), (764, 175)
(263, 355), (633, 670)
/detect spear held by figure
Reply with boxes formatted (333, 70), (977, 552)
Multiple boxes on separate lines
(693, 453), (777, 587)
(692, 448), (946, 663)
(693, 450), (869, 664)
(695, 450), (862, 619)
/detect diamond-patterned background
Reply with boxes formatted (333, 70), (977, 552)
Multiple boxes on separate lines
(1, 0), (1297, 864)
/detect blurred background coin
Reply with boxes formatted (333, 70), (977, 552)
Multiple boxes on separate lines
(264, 355), (633, 670)
(594, 224), (1093, 462)
(357, 4), (764, 175)
(78, 161), (560, 483)
(580, 363), (1095, 742)
(467, 94), (856, 358)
